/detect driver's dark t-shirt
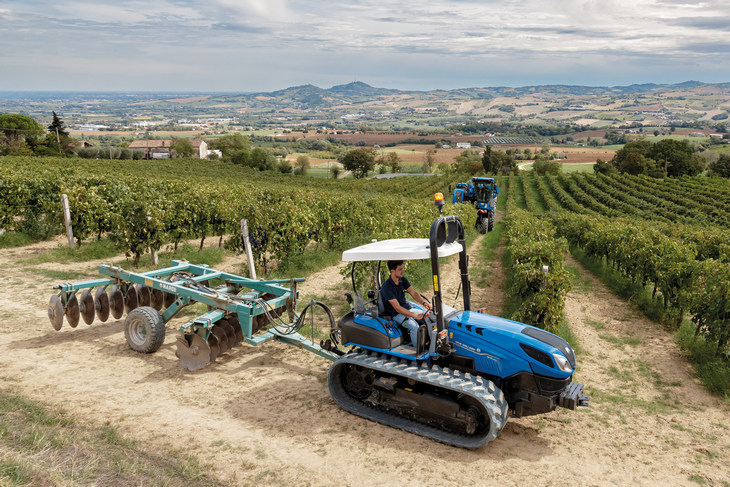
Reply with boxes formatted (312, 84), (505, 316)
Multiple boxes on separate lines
(380, 276), (411, 317)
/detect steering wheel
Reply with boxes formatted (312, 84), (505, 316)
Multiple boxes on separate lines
(422, 310), (437, 327)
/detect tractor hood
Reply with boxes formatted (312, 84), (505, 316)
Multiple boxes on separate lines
(447, 310), (576, 380)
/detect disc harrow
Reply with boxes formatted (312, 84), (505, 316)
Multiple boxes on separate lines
(48, 260), (337, 371)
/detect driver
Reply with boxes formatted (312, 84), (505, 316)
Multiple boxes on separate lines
(380, 260), (432, 347)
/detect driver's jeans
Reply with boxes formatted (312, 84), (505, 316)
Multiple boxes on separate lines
(393, 314), (420, 347)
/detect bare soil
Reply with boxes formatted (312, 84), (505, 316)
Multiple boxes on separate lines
(1, 230), (728, 486)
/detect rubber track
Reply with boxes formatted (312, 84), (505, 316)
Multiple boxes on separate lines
(327, 350), (509, 449)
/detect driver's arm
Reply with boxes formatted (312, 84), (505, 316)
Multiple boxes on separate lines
(406, 286), (431, 311)
(388, 299), (424, 319)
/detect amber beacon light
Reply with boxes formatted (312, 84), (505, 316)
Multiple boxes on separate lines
(434, 192), (445, 214)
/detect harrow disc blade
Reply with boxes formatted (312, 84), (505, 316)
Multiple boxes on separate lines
(80, 289), (95, 325)
(109, 286), (124, 320)
(211, 326), (228, 355)
(150, 288), (164, 311)
(228, 316), (244, 342)
(207, 332), (220, 362)
(94, 288), (110, 322)
(219, 319), (237, 346)
(48, 295), (63, 331)
(176, 334), (211, 371)
(136, 284), (151, 307)
(124, 286), (139, 314)
(65, 295), (80, 328)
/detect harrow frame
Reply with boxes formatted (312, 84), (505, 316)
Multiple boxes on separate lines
(50, 260), (339, 364)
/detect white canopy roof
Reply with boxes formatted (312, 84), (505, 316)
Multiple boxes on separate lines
(342, 238), (463, 262)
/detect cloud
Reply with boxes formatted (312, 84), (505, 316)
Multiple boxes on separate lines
(0, 0), (729, 91)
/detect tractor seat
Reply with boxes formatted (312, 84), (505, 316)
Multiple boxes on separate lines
(377, 288), (393, 322)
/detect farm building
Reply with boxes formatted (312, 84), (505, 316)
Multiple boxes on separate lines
(128, 139), (208, 159)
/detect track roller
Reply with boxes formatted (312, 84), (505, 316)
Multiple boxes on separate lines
(80, 289), (95, 325)
(109, 285), (124, 320)
(65, 294), (80, 328)
(94, 287), (110, 322)
(328, 351), (509, 449)
(48, 295), (64, 331)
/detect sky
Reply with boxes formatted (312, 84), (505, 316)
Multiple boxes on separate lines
(1, 0), (729, 92)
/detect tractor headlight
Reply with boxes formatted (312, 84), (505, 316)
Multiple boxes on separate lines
(552, 353), (573, 373)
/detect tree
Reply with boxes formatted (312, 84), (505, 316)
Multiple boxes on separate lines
(482, 146), (494, 173)
(275, 158), (293, 173)
(211, 133), (252, 163)
(170, 138), (194, 158)
(43, 111), (74, 155)
(424, 149), (436, 173)
(708, 154), (730, 178)
(340, 148), (375, 178)
(593, 158), (615, 175)
(0, 114), (44, 155)
(47, 111), (69, 138)
(383, 152), (401, 173)
(295, 155), (310, 175)
(248, 148), (275, 171)
(648, 139), (697, 177)
(533, 156), (561, 175)
(481, 146), (516, 174)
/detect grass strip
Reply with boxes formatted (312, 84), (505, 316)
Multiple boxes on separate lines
(570, 246), (730, 399)
(0, 384), (226, 486)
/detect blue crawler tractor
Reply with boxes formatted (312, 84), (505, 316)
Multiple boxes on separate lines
(47, 195), (586, 449)
(325, 195), (587, 447)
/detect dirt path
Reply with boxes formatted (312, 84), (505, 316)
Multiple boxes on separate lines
(1, 234), (728, 486)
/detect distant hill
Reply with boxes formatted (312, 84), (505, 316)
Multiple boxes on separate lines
(4, 80), (728, 130)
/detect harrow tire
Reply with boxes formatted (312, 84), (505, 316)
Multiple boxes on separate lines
(124, 306), (165, 354)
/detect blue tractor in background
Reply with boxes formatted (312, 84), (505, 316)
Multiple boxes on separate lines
(452, 177), (499, 233)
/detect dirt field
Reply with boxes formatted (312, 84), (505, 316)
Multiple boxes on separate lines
(1, 221), (728, 486)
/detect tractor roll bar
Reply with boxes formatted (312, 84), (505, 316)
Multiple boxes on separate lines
(428, 215), (470, 340)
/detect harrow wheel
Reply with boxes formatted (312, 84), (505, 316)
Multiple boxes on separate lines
(65, 294), (80, 328)
(108, 285), (124, 320)
(176, 334), (211, 371)
(136, 284), (151, 308)
(48, 295), (64, 331)
(150, 288), (164, 311)
(80, 289), (95, 325)
(123, 285), (139, 314)
(94, 287), (110, 322)
(123, 306), (165, 353)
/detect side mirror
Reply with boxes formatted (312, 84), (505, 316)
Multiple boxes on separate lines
(344, 292), (353, 305)
(367, 290), (376, 300)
